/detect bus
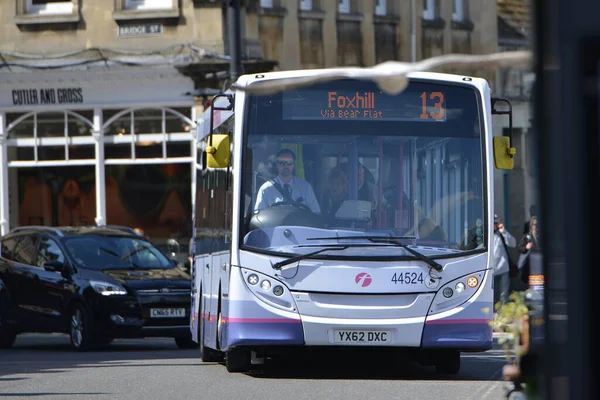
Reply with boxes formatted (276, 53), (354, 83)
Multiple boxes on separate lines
(190, 69), (516, 373)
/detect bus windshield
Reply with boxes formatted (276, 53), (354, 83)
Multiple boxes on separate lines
(240, 79), (486, 257)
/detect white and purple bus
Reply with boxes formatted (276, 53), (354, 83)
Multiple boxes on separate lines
(190, 69), (515, 373)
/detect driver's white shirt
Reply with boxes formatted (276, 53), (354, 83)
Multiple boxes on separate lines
(254, 176), (321, 213)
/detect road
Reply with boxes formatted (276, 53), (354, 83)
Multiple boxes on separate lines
(0, 334), (510, 400)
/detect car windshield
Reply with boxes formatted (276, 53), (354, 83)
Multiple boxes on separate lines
(64, 235), (173, 270)
(240, 79), (487, 257)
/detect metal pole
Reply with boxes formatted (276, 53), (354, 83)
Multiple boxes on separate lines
(410, 0), (417, 62)
(0, 112), (9, 235)
(227, 0), (244, 82)
(93, 108), (106, 227)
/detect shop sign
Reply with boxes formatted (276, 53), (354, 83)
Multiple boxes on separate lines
(11, 88), (84, 106)
(0, 68), (195, 110)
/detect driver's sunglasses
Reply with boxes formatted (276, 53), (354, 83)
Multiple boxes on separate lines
(277, 160), (294, 166)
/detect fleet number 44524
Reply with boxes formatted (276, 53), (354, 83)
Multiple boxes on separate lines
(391, 272), (424, 284)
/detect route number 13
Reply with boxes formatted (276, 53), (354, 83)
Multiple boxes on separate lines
(420, 91), (445, 120)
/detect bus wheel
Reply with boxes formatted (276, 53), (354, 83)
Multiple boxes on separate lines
(226, 347), (251, 373)
(199, 294), (223, 362)
(434, 351), (461, 374)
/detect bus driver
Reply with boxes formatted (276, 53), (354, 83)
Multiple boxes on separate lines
(254, 148), (321, 213)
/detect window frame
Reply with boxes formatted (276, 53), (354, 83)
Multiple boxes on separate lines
(15, 0), (80, 24)
(423, 0), (435, 20)
(113, 0), (179, 21)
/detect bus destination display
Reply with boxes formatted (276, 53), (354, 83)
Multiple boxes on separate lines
(282, 89), (447, 122)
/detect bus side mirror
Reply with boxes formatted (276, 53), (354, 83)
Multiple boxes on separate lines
(493, 136), (516, 170)
(205, 134), (230, 168)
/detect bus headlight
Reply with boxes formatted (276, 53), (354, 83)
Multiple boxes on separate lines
(428, 272), (486, 315)
(240, 268), (296, 312)
(260, 280), (272, 291)
(247, 274), (259, 285)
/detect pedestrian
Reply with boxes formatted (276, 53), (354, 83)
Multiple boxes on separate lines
(523, 204), (538, 234)
(492, 214), (517, 306)
(518, 215), (539, 286)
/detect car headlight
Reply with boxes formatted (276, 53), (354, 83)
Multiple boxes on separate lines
(90, 281), (128, 296)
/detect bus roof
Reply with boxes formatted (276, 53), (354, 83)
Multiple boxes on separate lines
(233, 68), (489, 93)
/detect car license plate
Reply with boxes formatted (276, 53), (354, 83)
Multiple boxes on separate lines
(334, 330), (391, 344)
(150, 308), (185, 318)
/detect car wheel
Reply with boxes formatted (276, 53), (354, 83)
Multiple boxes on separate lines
(69, 303), (97, 351)
(175, 336), (199, 349)
(0, 303), (16, 349)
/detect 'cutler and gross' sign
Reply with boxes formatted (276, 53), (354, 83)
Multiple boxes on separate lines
(12, 88), (84, 106)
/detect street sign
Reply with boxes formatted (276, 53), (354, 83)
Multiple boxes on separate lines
(118, 24), (163, 38)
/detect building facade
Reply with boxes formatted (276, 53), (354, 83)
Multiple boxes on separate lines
(493, 0), (534, 236)
(0, 0), (505, 256)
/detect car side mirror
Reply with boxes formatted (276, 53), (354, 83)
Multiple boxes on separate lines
(43, 260), (65, 272)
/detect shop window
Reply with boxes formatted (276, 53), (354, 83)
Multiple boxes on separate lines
(38, 145), (66, 161)
(17, 167), (96, 227)
(104, 109), (133, 160)
(68, 145), (95, 161)
(134, 109), (165, 159)
(166, 107), (193, 158)
(105, 163), (192, 243)
(5, 111), (95, 164)
(104, 107), (193, 161)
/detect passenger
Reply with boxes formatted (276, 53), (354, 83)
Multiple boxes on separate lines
(338, 162), (378, 226)
(358, 163), (377, 209)
(321, 167), (349, 224)
(254, 149), (320, 213)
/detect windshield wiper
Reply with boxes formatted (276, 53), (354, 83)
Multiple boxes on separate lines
(271, 246), (349, 270)
(306, 236), (444, 272)
(99, 247), (141, 269)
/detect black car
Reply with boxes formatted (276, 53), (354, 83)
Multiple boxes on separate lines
(0, 225), (197, 351)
